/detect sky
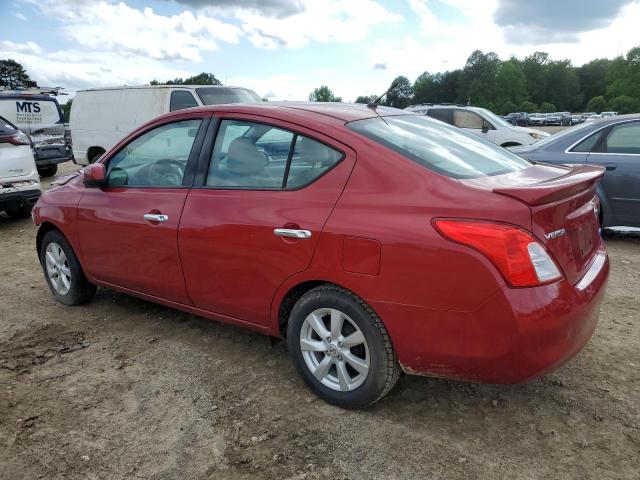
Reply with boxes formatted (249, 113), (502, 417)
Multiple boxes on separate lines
(1, 0), (639, 102)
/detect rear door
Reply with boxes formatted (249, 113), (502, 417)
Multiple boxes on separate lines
(76, 113), (209, 303)
(178, 115), (355, 326)
(587, 120), (640, 226)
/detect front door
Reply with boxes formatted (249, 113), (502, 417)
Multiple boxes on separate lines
(453, 109), (496, 144)
(588, 120), (640, 226)
(76, 116), (208, 303)
(178, 116), (355, 326)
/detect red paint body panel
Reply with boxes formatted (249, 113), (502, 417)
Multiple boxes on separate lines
(33, 103), (610, 385)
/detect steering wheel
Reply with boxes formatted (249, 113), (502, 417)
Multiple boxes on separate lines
(146, 159), (185, 186)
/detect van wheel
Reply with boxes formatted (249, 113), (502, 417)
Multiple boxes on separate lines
(38, 165), (58, 177)
(287, 285), (400, 409)
(40, 230), (96, 305)
(5, 203), (32, 219)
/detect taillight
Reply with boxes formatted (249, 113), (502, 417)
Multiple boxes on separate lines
(433, 219), (562, 287)
(0, 131), (30, 146)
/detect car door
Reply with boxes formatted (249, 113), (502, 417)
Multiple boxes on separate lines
(452, 109), (496, 144)
(587, 120), (640, 226)
(76, 114), (209, 303)
(178, 116), (356, 326)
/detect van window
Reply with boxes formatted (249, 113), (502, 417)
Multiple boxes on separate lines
(348, 115), (531, 179)
(453, 110), (484, 129)
(170, 91), (199, 112)
(426, 109), (453, 125)
(196, 87), (262, 105)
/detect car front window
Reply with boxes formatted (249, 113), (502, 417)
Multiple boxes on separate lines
(348, 115), (532, 179)
(476, 108), (511, 128)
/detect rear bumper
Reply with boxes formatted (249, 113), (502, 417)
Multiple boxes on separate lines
(34, 144), (73, 166)
(0, 188), (42, 210)
(372, 246), (609, 384)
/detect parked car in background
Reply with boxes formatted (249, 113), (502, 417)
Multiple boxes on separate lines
(405, 104), (549, 147)
(571, 114), (585, 125)
(509, 114), (640, 228)
(559, 112), (573, 126)
(504, 112), (530, 126)
(0, 89), (73, 177)
(585, 114), (602, 122)
(601, 111), (618, 118)
(34, 102), (608, 408)
(0, 115), (41, 218)
(529, 113), (546, 126)
(70, 85), (262, 165)
(544, 113), (562, 126)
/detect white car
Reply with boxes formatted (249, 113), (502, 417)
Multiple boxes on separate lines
(70, 85), (262, 165)
(404, 104), (550, 147)
(0, 115), (42, 219)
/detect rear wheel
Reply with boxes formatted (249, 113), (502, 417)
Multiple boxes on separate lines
(5, 203), (32, 219)
(37, 164), (58, 177)
(40, 229), (96, 305)
(287, 285), (400, 409)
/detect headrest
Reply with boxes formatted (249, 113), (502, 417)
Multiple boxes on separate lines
(226, 137), (267, 175)
(296, 137), (332, 165)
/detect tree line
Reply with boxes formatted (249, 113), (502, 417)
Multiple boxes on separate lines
(313, 46), (640, 115)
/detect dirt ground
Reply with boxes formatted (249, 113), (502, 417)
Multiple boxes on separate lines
(1, 162), (639, 480)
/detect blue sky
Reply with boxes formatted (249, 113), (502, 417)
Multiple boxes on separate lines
(1, 0), (639, 101)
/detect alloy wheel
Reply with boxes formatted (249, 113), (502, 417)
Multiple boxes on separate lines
(45, 242), (71, 295)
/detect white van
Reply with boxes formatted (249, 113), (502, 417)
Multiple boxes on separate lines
(404, 104), (550, 147)
(0, 91), (73, 176)
(70, 85), (262, 164)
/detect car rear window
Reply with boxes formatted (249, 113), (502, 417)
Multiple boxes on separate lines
(348, 115), (531, 179)
(196, 87), (262, 105)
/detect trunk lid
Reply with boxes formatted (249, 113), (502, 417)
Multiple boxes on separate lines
(463, 163), (605, 285)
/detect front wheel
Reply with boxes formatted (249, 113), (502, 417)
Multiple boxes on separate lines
(38, 164), (58, 177)
(287, 285), (400, 409)
(40, 229), (96, 305)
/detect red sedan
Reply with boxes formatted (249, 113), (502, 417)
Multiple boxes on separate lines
(33, 103), (609, 408)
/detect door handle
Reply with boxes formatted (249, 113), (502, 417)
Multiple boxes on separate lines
(143, 213), (169, 222)
(273, 228), (312, 239)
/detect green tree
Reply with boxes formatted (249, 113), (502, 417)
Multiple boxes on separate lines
(519, 101), (538, 112)
(458, 50), (501, 106)
(354, 95), (374, 104)
(545, 60), (582, 111)
(495, 59), (527, 108)
(585, 96), (608, 113)
(607, 47), (640, 99)
(608, 96), (639, 114)
(384, 76), (414, 109)
(578, 58), (612, 108)
(522, 52), (550, 107)
(149, 72), (221, 86)
(500, 100), (517, 115)
(539, 102), (557, 113)
(0, 59), (37, 89)
(309, 85), (341, 102)
(413, 71), (435, 104)
(61, 99), (72, 122)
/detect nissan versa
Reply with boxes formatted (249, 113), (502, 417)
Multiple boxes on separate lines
(33, 103), (609, 408)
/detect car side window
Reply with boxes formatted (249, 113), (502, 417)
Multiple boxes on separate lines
(427, 109), (453, 125)
(170, 91), (198, 112)
(207, 120), (294, 188)
(453, 110), (484, 129)
(286, 136), (342, 188)
(601, 122), (640, 154)
(571, 130), (605, 153)
(106, 119), (202, 187)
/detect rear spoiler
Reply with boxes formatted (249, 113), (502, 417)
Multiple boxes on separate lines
(493, 165), (605, 206)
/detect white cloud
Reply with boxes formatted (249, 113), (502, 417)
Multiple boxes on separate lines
(234, 0), (402, 49)
(15, 12), (27, 21)
(0, 40), (42, 55)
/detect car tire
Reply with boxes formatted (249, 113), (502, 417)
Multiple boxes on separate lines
(287, 285), (401, 409)
(5, 203), (32, 219)
(38, 164), (58, 177)
(40, 229), (96, 306)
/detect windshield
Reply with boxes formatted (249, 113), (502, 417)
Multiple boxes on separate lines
(196, 87), (262, 105)
(476, 108), (512, 128)
(348, 115), (532, 179)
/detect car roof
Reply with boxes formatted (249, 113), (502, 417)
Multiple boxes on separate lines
(164, 102), (412, 123)
(0, 94), (60, 102)
(77, 85), (252, 92)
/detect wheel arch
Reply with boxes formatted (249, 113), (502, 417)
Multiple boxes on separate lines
(36, 221), (61, 260)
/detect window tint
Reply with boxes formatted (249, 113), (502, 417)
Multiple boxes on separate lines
(348, 115), (531, 179)
(603, 122), (640, 154)
(286, 136), (342, 188)
(170, 91), (198, 112)
(207, 120), (293, 188)
(454, 110), (484, 129)
(426, 109), (453, 125)
(571, 130), (605, 153)
(107, 119), (201, 187)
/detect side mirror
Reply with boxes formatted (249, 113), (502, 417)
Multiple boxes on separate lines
(83, 163), (107, 188)
(481, 123), (489, 133)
